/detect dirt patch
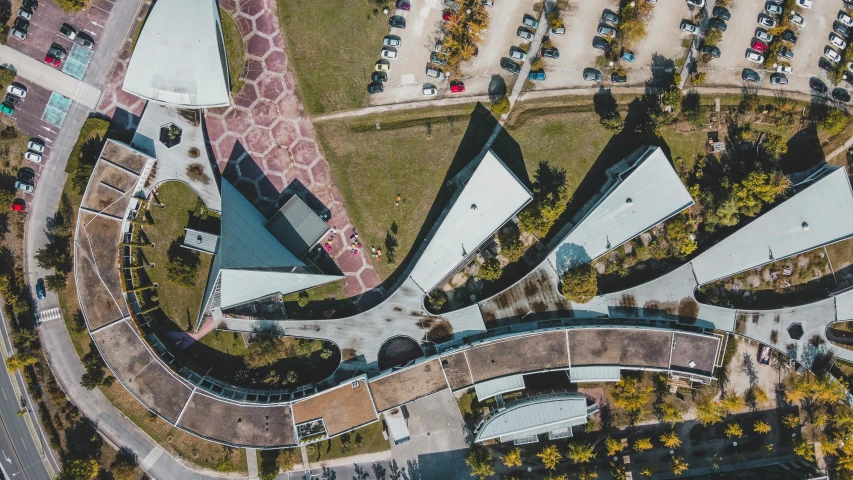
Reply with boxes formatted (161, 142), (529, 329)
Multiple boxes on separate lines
(186, 163), (211, 185)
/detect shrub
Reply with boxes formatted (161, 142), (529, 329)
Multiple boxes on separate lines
(478, 257), (502, 281)
(465, 446), (494, 480)
(45, 273), (67, 292)
(187, 147), (200, 158)
(692, 72), (707, 85)
(560, 264), (598, 303)
(54, 0), (88, 13)
(491, 96), (511, 115)
(497, 225), (525, 263)
(427, 289), (447, 312)
(0, 67), (15, 87)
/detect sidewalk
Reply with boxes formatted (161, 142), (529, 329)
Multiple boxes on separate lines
(0, 45), (102, 109)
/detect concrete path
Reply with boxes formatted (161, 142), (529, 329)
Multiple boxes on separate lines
(0, 45), (102, 109)
(505, 2), (551, 111)
(246, 449), (258, 479)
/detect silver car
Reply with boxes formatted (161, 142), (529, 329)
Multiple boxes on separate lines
(383, 36), (401, 47)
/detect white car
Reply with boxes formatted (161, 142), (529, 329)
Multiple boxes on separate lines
(790, 13), (805, 27)
(826, 47), (842, 63)
(796, 0), (812, 8)
(758, 16), (777, 28)
(14, 181), (32, 193)
(776, 65), (792, 73)
(746, 51), (764, 64)
(27, 138), (44, 152)
(380, 48), (398, 59)
(24, 150), (41, 163)
(680, 21), (698, 34)
(831, 33), (848, 49)
(422, 85), (437, 96)
(383, 36), (401, 47)
(686, 0), (705, 6)
(755, 29), (773, 42)
(766, 4), (782, 15)
(848, 61), (853, 72)
(510, 49), (527, 61)
(6, 83), (26, 98)
(840, 12), (853, 27)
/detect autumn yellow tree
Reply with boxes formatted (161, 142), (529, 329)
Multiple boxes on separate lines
(537, 445), (562, 471)
(660, 431), (682, 449)
(634, 438), (653, 453)
(567, 441), (596, 464)
(753, 420), (772, 434)
(747, 385), (770, 409)
(576, 468), (599, 480)
(695, 396), (725, 426)
(502, 447), (522, 468)
(611, 377), (652, 424)
(719, 391), (745, 414)
(794, 440), (815, 462)
(784, 413), (801, 430)
(672, 456), (689, 475)
(725, 422), (743, 438)
(659, 402), (683, 427)
(605, 437), (624, 457)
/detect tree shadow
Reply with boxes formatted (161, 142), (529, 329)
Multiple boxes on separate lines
(593, 87), (618, 120)
(647, 53), (676, 91)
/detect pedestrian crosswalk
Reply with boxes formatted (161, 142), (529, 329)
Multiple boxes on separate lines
(36, 308), (61, 323)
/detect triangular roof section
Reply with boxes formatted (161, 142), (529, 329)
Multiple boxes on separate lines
(219, 269), (344, 308)
(548, 146), (694, 275)
(220, 180), (304, 269)
(408, 150), (532, 293)
(691, 166), (853, 285)
(123, 0), (231, 108)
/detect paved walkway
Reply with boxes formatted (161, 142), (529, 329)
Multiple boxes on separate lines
(0, 45), (102, 109)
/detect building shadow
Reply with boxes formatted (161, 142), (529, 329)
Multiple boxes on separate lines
(220, 141), (282, 217)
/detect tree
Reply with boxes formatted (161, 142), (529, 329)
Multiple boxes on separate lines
(725, 422), (743, 438)
(166, 251), (200, 287)
(787, 375), (848, 406)
(110, 449), (137, 480)
(660, 431), (682, 449)
(491, 96), (511, 115)
(747, 385), (770, 408)
(784, 413), (801, 430)
(695, 396), (725, 426)
(35, 237), (72, 274)
(518, 166), (572, 238)
(754, 420), (772, 434)
(478, 257), (502, 281)
(659, 402), (683, 427)
(5, 352), (36, 372)
(538, 444), (562, 470)
(560, 264), (598, 303)
(671, 456), (688, 476)
(60, 458), (99, 480)
(465, 446), (494, 479)
(703, 29), (722, 46)
(576, 468), (598, 480)
(720, 391), (745, 414)
(245, 334), (283, 369)
(610, 462), (627, 480)
(503, 447), (522, 468)
(634, 438), (653, 453)
(45, 273), (67, 292)
(497, 225), (525, 263)
(605, 437), (624, 457)
(794, 440), (815, 462)
(611, 377), (652, 424)
(567, 441), (596, 464)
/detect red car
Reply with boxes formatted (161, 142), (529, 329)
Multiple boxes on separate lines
(44, 55), (60, 68)
(442, 11), (453, 21)
(751, 39), (768, 53)
(10, 199), (25, 212)
(395, 0), (410, 10)
(450, 82), (465, 93)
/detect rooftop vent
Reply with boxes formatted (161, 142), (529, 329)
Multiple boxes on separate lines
(352, 381), (360, 389)
(626, 198), (633, 205)
(688, 360), (696, 368)
(802, 221), (809, 231)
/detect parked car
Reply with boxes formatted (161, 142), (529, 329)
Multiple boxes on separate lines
(776, 65), (792, 73)
(583, 68), (602, 81)
(59, 23), (77, 40)
(500, 58), (521, 74)
(835, 23), (850, 38)
(442, 11), (455, 21)
(542, 47), (559, 59)
(24, 151), (41, 163)
(523, 15), (539, 28)
(549, 26), (565, 35)
(426, 67), (444, 78)
(755, 29), (773, 42)
(778, 47), (793, 60)
(381, 47), (398, 59)
(0, 104), (13, 116)
(367, 82), (383, 94)
(840, 12), (853, 27)
(517, 27), (534, 40)
(7, 83), (26, 98)
(702, 45), (721, 58)
(389, 15), (405, 28)
(819, 58), (835, 72)
(713, 6), (730, 20)
(790, 13), (804, 27)
(14, 180), (32, 193)
(758, 15), (777, 28)
(770, 73), (788, 85)
(621, 49), (635, 62)
(680, 20), (698, 34)
(746, 51), (764, 64)
(833, 88), (851, 102)
(742, 68), (761, 82)
(430, 52), (447, 65)
(826, 47), (842, 64)
(611, 72), (627, 83)
(22, 0), (37, 11)
(751, 39), (768, 53)
(528, 70), (545, 81)
(796, 0), (812, 8)
(17, 8), (32, 20)
(9, 199), (25, 212)
(35, 283), (44, 300)
(450, 81), (465, 93)
(602, 10), (620, 24)
(10, 27), (26, 40)
(27, 138), (43, 153)
(383, 36), (401, 47)
(422, 85), (437, 96)
(482, 0), (494, 6)
(395, 0), (410, 10)
(831, 33), (848, 49)
(708, 18), (727, 31)
(510, 47), (528, 61)
(48, 44), (66, 59)
(780, 30), (797, 44)
(811, 77), (828, 94)
(765, 3), (782, 14)
(4, 94), (19, 108)
(598, 25), (617, 37)
(686, 0), (705, 7)
(374, 60), (390, 71)
(592, 36), (610, 50)
(757, 345), (771, 365)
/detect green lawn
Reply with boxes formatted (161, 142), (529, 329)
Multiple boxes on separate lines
(307, 422), (388, 463)
(220, 8), (246, 94)
(144, 182), (213, 331)
(277, 0), (388, 114)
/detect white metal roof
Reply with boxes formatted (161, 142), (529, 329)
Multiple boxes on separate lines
(219, 269), (342, 308)
(474, 375), (526, 401)
(569, 366), (621, 383)
(691, 167), (853, 285)
(183, 228), (219, 254)
(383, 409), (410, 444)
(123, 0), (231, 107)
(409, 151), (532, 292)
(475, 394), (589, 442)
(548, 146), (694, 275)
(836, 288), (853, 322)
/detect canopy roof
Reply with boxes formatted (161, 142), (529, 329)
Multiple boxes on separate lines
(475, 394), (590, 442)
(123, 0), (231, 107)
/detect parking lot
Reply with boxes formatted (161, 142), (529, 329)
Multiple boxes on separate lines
(6, 0), (110, 79)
